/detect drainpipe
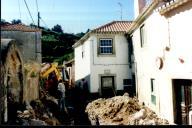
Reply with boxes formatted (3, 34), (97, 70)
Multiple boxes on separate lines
(91, 39), (95, 65)
(163, 17), (171, 60)
(135, 62), (139, 98)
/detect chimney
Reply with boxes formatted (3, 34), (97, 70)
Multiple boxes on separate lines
(134, 0), (146, 19)
(139, 0), (146, 13)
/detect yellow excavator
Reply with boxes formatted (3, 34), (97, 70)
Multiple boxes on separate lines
(40, 62), (62, 80)
(40, 62), (69, 94)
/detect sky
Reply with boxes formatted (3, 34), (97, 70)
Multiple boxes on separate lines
(1, 0), (134, 34)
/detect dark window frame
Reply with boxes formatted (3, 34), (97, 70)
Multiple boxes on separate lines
(123, 79), (132, 86)
(99, 38), (113, 55)
(151, 78), (156, 105)
(140, 24), (145, 48)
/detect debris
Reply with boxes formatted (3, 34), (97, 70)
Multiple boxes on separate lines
(29, 119), (47, 126)
(85, 93), (169, 125)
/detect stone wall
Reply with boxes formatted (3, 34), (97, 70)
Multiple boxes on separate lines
(0, 39), (40, 124)
(1, 31), (42, 63)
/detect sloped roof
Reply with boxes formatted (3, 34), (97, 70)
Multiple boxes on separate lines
(92, 21), (132, 33)
(1, 24), (41, 32)
(73, 21), (132, 48)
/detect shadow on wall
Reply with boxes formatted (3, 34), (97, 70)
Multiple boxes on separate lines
(75, 75), (90, 92)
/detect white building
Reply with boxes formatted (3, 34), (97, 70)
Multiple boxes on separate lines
(129, 0), (192, 125)
(73, 21), (135, 97)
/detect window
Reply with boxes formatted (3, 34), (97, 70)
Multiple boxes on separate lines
(99, 39), (113, 54)
(82, 44), (85, 58)
(123, 79), (132, 85)
(151, 79), (156, 105)
(140, 25), (145, 48)
(101, 76), (114, 88)
(128, 35), (133, 68)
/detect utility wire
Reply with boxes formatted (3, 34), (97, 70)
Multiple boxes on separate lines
(18, 0), (22, 19)
(118, 2), (123, 20)
(35, 0), (40, 27)
(23, 0), (35, 25)
(35, 0), (39, 13)
(40, 18), (48, 28)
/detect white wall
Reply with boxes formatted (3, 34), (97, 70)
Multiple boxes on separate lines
(74, 38), (91, 83)
(132, 5), (192, 123)
(89, 34), (132, 93)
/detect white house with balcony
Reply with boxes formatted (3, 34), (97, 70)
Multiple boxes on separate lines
(129, 0), (192, 125)
(73, 21), (135, 97)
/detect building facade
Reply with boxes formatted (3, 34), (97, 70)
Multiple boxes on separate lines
(73, 21), (135, 97)
(1, 24), (42, 63)
(129, 0), (192, 124)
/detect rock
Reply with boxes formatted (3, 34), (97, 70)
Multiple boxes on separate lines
(23, 110), (30, 115)
(17, 110), (22, 114)
(132, 109), (146, 120)
(44, 118), (60, 126)
(123, 93), (129, 97)
(29, 119), (47, 126)
(42, 114), (49, 120)
(145, 119), (156, 125)
(25, 101), (33, 110)
(112, 117), (123, 122)
(20, 119), (30, 126)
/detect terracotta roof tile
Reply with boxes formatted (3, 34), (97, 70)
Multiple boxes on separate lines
(1, 24), (41, 32)
(92, 21), (132, 33)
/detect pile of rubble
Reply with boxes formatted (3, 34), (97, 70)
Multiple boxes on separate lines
(16, 90), (62, 126)
(85, 93), (169, 125)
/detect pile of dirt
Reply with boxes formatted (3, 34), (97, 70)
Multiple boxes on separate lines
(85, 93), (169, 125)
(16, 90), (62, 126)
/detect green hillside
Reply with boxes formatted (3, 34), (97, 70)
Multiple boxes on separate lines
(41, 27), (85, 64)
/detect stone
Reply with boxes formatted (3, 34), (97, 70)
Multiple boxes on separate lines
(29, 119), (47, 126)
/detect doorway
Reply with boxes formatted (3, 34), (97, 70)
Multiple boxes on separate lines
(173, 79), (192, 125)
(101, 76), (115, 97)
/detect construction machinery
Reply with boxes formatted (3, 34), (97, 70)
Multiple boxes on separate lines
(40, 62), (69, 96)
(40, 62), (62, 80)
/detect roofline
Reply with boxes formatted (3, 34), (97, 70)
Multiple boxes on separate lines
(64, 59), (75, 65)
(92, 20), (132, 32)
(127, 0), (160, 35)
(1, 24), (42, 32)
(72, 31), (91, 48)
(73, 21), (132, 48)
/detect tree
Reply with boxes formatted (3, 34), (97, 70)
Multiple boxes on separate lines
(11, 19), (22, 24)
(51, 24), (63, 33)
(1, 19), (10, 25)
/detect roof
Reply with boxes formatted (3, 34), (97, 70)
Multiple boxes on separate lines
(73, 21), (132, 48)
(92, 21), (132, 33)
(158, 0), (191, 15)
(1, 24), (41, 32)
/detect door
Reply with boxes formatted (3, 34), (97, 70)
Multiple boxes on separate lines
(173, 79), (192, 125)
(101, 76), (115, 97)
